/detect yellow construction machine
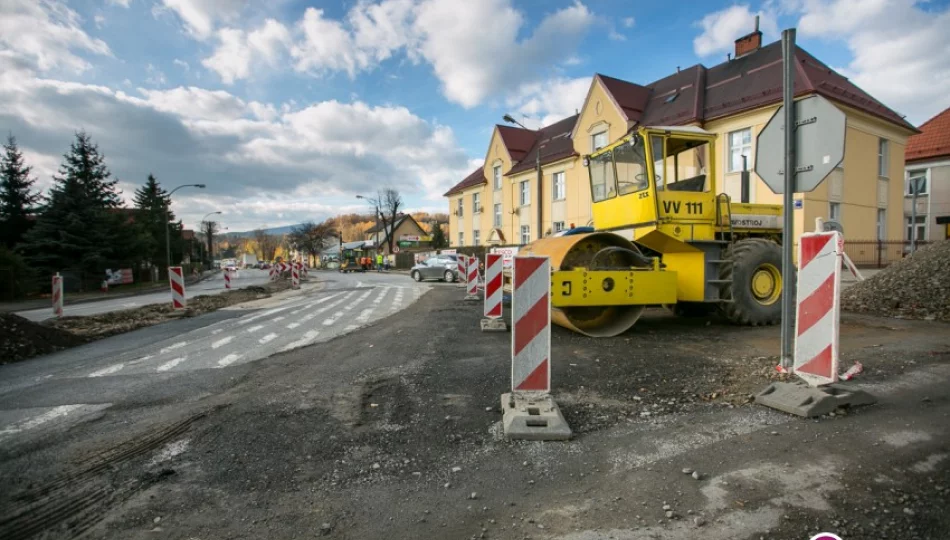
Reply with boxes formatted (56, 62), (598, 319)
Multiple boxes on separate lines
(520, 125), (787, 337)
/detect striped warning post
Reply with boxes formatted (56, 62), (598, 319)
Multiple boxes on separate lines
(466, 256), (479, 297)
(224, 269), (232, 289)
(292, 261), (300, 289)
(484, 253), (502, 319)
(511, 256), (551, 393)
(793, 230), (843, 386)
(168, 266), (186, 309)
(52, 273), (63, 318)
(269, 265), (277, 281)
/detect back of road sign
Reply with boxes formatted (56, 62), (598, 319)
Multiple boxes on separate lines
(755, 95), (846, 194)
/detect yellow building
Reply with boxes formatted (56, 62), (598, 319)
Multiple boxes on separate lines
(445, 26), (918, 258)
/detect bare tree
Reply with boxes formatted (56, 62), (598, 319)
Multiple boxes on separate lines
(201, 220), (219, 267)
(289, 221), (336, 260)
(361, 188), (403, 254)
(253, 228), (279, 261)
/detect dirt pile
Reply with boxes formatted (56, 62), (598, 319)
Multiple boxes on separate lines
(48, 282), (289, 340)
(0, 313), (88, 364)
(842, 240), (950, 321)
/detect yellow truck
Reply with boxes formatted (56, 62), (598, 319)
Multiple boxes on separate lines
(519, 125), (788, 337)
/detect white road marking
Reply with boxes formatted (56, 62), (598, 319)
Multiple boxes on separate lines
(156, 357), (186, 372)
(246, 324), (265, 333)
(258, 333), (278, 344)
(344, 325), (358, 332)
(356, 308), (374, 323)
(0, 405), (85, 436)
(211, 328), (224, 335)
(88, 363), (124, 378)
(357, 281), (363, 288)
(373, 288), (389, 305)
(287, 322), (300, 329)
(322, 312), (344, 326)
(390, 289), (405, 312)
(281, 330), (319, 352)
(273, 316), (285, 322)
(217, 354), (242, 367)
(211, 336), (234, 349)
(237, 307), (290, 325)
(159, 342), (187, 354)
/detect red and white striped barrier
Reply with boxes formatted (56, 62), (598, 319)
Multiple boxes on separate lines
(169, 266), (186, 309)
(793, 231), (843, 386)
(511, 256), (551, 393)
(484, 253), (502, 319)
(465, 256), (479, 298)
(224, 269), (232, 289)
(291, 261), (300, 289)
(52, 273), (63, 318)
(301, 262), (308, 279)
(269, 266), (277, 281)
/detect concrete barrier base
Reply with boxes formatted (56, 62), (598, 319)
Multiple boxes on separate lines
(464, 293), (480, 301)
(501, 393), (572, 441)
(755, 381), (876, 417)
(480, 318), (508, 332)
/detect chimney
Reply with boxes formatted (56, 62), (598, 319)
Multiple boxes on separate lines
(734, 15), (762, 58)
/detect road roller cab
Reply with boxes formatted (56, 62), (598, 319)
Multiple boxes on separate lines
(519, 126), (788, 337)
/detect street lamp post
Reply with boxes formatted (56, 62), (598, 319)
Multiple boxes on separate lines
(200, 211), (222, 270)
(356, 194), (382, 249)
(504, 114), (543, 240)
(165, 184), (206, 273)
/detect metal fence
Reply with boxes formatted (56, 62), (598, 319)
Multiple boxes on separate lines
(842, 240), (931, 268)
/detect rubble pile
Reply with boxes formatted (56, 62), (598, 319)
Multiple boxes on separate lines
(842, 240), (950, 322)
(0, 313), (87, 364)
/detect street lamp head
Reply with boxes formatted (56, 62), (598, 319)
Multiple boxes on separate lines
(195, 184), (207, 188)
(356, 194), (365, 199)
(502, 114), (516, 124)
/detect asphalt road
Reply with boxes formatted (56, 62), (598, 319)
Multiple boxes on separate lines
(14, 268), (274, 322)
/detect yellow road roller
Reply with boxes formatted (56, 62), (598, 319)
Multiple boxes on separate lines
(519, 126), (787, 337)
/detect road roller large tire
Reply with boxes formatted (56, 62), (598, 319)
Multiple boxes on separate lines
(719, 238), (786, 326)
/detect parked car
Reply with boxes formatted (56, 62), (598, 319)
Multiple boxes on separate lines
(410, 255), (459, 282)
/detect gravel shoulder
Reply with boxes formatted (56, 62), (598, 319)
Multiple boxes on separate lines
(1, 287), (948, 540)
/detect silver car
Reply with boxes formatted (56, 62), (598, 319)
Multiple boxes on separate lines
(410, 255), (459, 282)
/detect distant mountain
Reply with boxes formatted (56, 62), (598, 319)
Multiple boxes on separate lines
(224, 224), (299, 238)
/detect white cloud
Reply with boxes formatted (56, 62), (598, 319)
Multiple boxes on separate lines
(203, 18), (291, 83)
(0, 0), (111, 74)
(291, 8), (371, 77)
(94, 14), (106, 28)
(160, 0), (247, 39)
(622, 16), (635, 28)
(138, 86), (248, 120)
(107, 0), (132, 7)
(692, 4), (777, 57)
(173, 58), (190, 71)
(507, 76), (590, 128)
(145, 63), (167, 85)
(796, 0), (950, 124)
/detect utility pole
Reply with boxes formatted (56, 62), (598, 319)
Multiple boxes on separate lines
(165, 184), (206, 273)
(779, 29), (796, 370)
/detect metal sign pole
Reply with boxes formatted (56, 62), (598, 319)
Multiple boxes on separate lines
(780, 29), (796, 369)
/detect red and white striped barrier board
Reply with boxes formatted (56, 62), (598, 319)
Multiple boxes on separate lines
(484, 253), (502, 319)
(52, 273), (63, 318)
(301, 263), (308, 279)
(466, 256), (478, 296)
(511, 256), (551, 393)
(168, 266), (186, 309)
(292, 261), (300, 289)
(269, 266), (277, 281)
(224, 269), (232, 289)
(794, 231), (843, 386)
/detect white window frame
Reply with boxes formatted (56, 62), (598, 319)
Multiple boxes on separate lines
(591, 131), (608, 152)
(456, 197), (463, 217)
(519, 180), (530, 206)
(473, 229), (480, 245)
(520, 225), (530, 245)
(906, 170), (928, 196)
(472, 192), (481, 214)
(458, 232), (464, 246)
(493, 203), (502, 228)
(493, 165), (502, 191)
(727, 127), (753, 173)
(553, 221), (566, 233)
(906, 215), (926, 242)
(552, 171), (566, 201)
(829, 202), (841, 222)
(878, 138), (889, 177)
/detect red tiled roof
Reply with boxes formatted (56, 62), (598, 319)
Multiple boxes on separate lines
(443, 167), (487, 197)
(597, 40), (916, 134)
(906, 106), (950, 163)
(496, 125), (536, 162)
(507, 114), (579, 175)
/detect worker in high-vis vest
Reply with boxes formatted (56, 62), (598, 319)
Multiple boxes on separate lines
(376, 253), (383, 272)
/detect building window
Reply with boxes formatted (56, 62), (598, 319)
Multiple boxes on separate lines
(458, 232), (464, 246)
(878, 138), (889, 177)
(493, 165), (502, 191)
(727, 128), (752, 173)
(520, 180), (530, 206)
(591, 131), (608, 152)
(829, 202), (841, 222)
(907, 170), (927, 196)
(493, 203), (502, 227)
(906, 216), (926, 241)
(473, 229), (480, 245)
(553, 221), (566, 233)
(456, 197), (463, 217)
(520, 225), (530, 245)
(877, 209), (886, 241)
(552, 171), (565, 200)
(473, 192), (481, 214)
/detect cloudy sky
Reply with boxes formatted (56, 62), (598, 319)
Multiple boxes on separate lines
(2, 0), (948, 232)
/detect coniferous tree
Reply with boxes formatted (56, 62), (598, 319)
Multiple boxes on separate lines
(430, 221), (447, 249)
(133, 174), (174, 266)
(0, 135), (41, 249)
(22, 132), (123, 279)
